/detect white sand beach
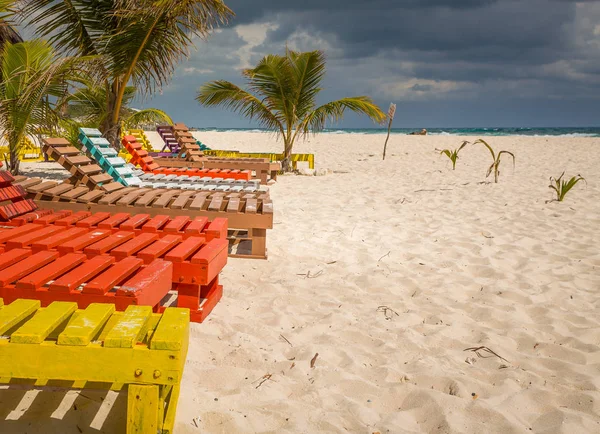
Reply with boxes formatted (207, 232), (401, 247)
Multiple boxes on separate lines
(5, 132), (600, 433)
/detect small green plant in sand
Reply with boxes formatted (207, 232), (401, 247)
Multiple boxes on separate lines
(474, 139), (515, 183)
(548, 172), (586, 202)
(438, 141), (469, 170)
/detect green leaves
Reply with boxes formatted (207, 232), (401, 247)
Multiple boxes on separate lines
(439, 140), (469, 170)
(548, 172), (586, 202)
(0, 39), (86, 173)
(474, 139), (515, 183)
(19, 0), (233, 145)
(197, 49), (385, 171)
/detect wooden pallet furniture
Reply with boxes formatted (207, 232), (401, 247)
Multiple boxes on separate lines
(79, 128), (143, 186)
(0, 299), (189, 434)
(153, 155), (280, 185)
(42, 137), (126, 193)
(123, 128), (154, 152)
(0, 210), (228, 321)
(154, 124), (280, 184)
(156, 124), (180, 155)
(16, 177), (273, 259)
(123, 134), (252, 181)
(0, 172), (39, 220)
(205, 150), (315, 170)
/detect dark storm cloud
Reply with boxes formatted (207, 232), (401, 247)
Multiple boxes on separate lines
(150, 0), (600, 127)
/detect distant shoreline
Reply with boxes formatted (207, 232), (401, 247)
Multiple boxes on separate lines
(184, 127), (600, 137)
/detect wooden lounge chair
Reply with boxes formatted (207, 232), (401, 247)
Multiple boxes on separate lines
(13, 175), (273, 259)
(122, 134), (253, 182)
(0, 208), (228, 322)
(0, 171), (38, 219)
(0, 299), (189, 433)
(79, 128), (144, 186)
(153, 124), (281, 185)
(43, 136), (264, 193)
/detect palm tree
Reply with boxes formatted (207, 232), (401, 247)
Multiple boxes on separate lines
(20, 0), (233, 148)
(197, 50), (386, 171)
(0, 1), (21, 50)
(60, 81), (173, 146)
(0, 39), (85, 174)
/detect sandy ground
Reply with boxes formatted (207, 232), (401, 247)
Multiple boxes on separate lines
(1, 132), (599, 433)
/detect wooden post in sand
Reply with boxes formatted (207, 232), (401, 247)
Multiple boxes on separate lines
(382, 103), (396, 160)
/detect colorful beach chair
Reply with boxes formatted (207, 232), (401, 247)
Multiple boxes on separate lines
(0, 299), (189, 433)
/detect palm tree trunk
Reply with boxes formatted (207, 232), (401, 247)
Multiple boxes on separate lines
(9, 146), (20, 175)
(282, 139), (294, 172)
(100, 81), (122, 149)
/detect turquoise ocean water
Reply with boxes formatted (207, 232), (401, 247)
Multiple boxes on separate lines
(192, 127), (600, 137)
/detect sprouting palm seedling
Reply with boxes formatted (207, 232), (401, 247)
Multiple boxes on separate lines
(474, 139), (515, 183)
(548, 172), (586, 202)
(438, 140), (469, 170)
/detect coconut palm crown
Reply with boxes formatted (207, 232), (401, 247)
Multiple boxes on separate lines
(0, 40), (86, 174)
(20, 0), (233, 148)
(197, 50), (386, 171)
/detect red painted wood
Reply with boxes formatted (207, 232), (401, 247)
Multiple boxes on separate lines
(6, 225), (67, 249)
(57, 229), (111, 254)
(137, 234), (181, 263)
(82, 256), (143, 294)
(110, 232), (159, 259)
(31, 227), (89, 253)
(84, 231), (135, 257)
(0, 251), (59, 286)
(16, 253), (86, 290)
(49, 255), (115, 292)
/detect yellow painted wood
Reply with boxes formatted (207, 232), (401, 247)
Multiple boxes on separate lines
(0, 298), (3, 308)
(0, 299), (190, 433)
(104, 305), (152, 348)
(150, 308), (189, 351)
(11, 302), (77, 344)
(0, 299), (40, 335)
(58, 303), (116, 346)
(162, 385), (180, 434)
(0, 343), (183, 385)
(127, 384), (160, 434)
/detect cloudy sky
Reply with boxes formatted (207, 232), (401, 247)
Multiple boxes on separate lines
(139, 0), (600, 128)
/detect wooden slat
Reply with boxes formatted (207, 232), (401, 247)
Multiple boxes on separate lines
(135, 189), (166, 207)
(58, 303), (116, 346)
(15, 178), (43, 189)
(170, 191), (194, 209)
(151, 191), (178, 208)
(44, 183), (75, 196)
(245, 198), (257, 214)
(65, 155), (92, 166)
(188, 193), (209, 210)
(98, 188), (136, 205)
(90, 173), (115, 185)
(104, 305), (152, 348)
(28, 181), (59, 193)
(116, 189), (149, 206)
(0, 299), (40, 335)
(150, 307), (189, 351)
(76, 190), (106, 203)
(60, 186), (91, 200)
(101, 182), (125, 193)
(226, 197), (240, 213)
(79, 164), (103, 175)
(10, 302), (78, 344)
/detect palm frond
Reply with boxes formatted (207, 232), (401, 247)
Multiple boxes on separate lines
(286, 50), (326, 121)
(124, 108), (173, 129)
(244, 54), (294, 128)
(299, 96), (385, 137)
(197, 80), (284, 134)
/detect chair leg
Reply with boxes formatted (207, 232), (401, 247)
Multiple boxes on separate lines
(250, 228), (267, 259)
(127, 384), (160, 434)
